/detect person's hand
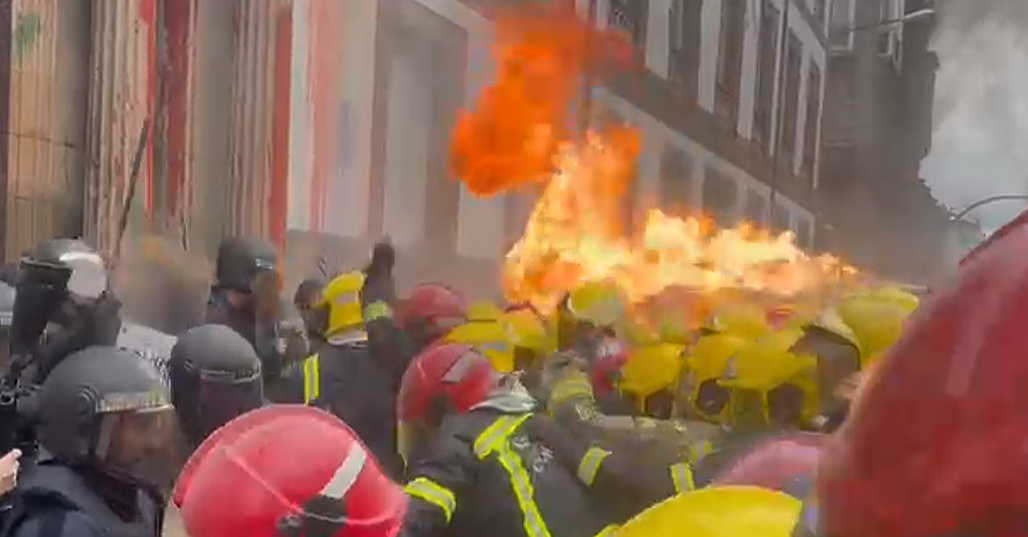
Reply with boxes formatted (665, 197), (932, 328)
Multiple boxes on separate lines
(0, 449), (21, 494)
(361, 240), (396, 308)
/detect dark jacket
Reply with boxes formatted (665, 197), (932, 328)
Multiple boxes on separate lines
(293, 333), (405, 479)
(1, 454), (161, 537)
(399, 407), (617, 537)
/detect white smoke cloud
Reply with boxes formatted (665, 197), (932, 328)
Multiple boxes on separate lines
(922, 0), (1028, 231)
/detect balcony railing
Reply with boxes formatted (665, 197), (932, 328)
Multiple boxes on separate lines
(608, 0), (646, 49)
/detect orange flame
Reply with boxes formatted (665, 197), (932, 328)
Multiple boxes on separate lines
(450, 2), (856, 314)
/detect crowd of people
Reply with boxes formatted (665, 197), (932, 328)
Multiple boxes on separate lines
(0, 214), (1023, 537)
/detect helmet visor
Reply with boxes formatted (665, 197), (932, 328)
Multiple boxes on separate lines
(194, 367), (264, 439)
(98, 405), (180, 492)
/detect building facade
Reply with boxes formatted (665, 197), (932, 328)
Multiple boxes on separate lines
(586, 0), (828, 247)
(0, 0), (834, 318)
(820, 0), (942, 280)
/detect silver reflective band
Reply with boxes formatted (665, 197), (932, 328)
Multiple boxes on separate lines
(321, 444), (367, 499)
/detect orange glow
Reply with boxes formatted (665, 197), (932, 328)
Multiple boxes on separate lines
(450, 1), (856, 316)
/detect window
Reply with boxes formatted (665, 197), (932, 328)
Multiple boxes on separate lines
(771, 203), (791, 233)
(660, 145), (694, 208)
(802, 63), (822, 180)
(797, 218), (814, 248)
(609, 0), (649, 51)
(715, 0), (746, 129)
(813, 0), (826, 27)
(829, 0), (853, 50)
(754, 1), (779, 153)
(778, 33), (802, 162)
(702, 170), (738, 226)
(743, 189), (767, 225)
(669, 0), (703, 102)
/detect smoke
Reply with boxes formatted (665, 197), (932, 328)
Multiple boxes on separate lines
(923, 0), (1028, 231)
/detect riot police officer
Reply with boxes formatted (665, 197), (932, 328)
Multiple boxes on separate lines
(0, 346), (175, 537)
(11, 238), (121, 384)
(169, 324), (265, 452)
(205, 236), (307, 387)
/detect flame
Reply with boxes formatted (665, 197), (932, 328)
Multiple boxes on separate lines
(450, 2), (856, 315)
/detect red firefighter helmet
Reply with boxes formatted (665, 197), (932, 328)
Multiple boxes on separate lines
(712, 432), (824, 499)
(396, 283), (467, 343)
(591, 336), (629, 397)
(174, 405), (406, 537)
(397, 343), (499, 461)
(813, 210), (1028, 537)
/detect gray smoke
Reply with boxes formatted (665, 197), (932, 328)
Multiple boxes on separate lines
(922, 0), (1028, 231)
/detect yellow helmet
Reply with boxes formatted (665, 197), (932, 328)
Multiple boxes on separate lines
(619, 317), (659, 347)
(681, 333), (747, 423)
(620, 343), (685, 414)
(315, 270), (365, 336)
(467, 301), (503, 323)
(720, 329), (816, 428)
(706, 304), (770, 340)
(837, 287), (918, 366)
(567, 280), (628, 326)
(445, 321), (513, 373)
(614, 486), (801, 537)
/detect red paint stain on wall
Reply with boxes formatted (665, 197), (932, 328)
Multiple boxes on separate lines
(270, 3), (292, 248)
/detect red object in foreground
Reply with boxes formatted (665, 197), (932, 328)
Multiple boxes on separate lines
(712, 432), (824, 498)
(174, 405), (407, 537)
(816, 212), (1028, 537)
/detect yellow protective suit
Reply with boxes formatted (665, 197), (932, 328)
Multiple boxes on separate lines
(612, 485), (802, 537)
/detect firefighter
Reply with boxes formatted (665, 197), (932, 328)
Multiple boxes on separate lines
(559, 281), (627, 358)
(788, 307), (863, 432)
(2, 346), (175, 537)
(445, 320), (513, 372)
(795, 219), (1028, 537)
(173, 405), (408, 537)
(395, 282), (468, 355)
(293, 268), (405, 479)
(678, 331), (748, 424)
(169, 323), (265, 452)
(401, 342), (701, 531)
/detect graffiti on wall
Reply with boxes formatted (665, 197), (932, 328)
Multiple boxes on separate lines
(13, 11), (41, 63)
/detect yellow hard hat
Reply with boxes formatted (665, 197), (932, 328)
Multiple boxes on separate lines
(613, 486), (801, 537)
(316, 270), (365, 336)
(567, 280), (628, 326)
(707, 304), (770, 340)
(721, 329), (808, 391)
(619, 317), (659, 347)
(837, 287), (918, 365)
(445, 321), (513, 372)
(502, 309), (548, 354)
(681, 333), (747, 422)
(621, 343), (684, 401)
(467, 301), (503, 323)
(809, 306), (860, 350)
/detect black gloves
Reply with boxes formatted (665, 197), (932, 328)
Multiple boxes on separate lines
(361, 240), (396, 309)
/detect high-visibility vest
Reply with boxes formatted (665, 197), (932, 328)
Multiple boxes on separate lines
(302, 354), (320, 404)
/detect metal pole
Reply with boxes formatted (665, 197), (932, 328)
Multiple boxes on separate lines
(950, 195), (1028, 222)
(766, 0), (791, 226)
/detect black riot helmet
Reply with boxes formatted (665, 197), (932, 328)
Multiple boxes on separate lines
(36, 346), (177, 490)
(169, 324), (263, 450)
(214, 236), (279, 293)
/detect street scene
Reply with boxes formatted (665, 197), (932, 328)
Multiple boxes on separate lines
(0, 0), (1025, 536)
